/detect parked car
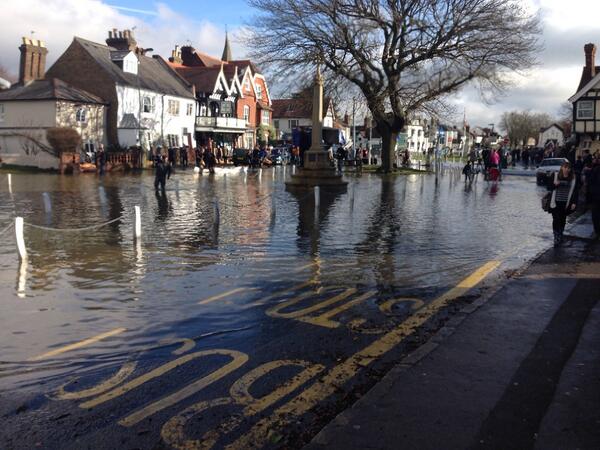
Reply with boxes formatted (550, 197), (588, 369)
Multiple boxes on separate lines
(232, 148), (250, 166)
(536, 158), (569, 185)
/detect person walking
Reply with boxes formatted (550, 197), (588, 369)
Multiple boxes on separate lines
(587, 158), (600, 239)
(154, 155), (171, 192)
(548, 161), (578, 247)
(335, 146), (346, 172)
(180, 146), (188, 168)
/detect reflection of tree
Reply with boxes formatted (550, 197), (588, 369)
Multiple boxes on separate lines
(355, 178), (398, 290)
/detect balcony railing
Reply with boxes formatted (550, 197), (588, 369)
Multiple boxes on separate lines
(195, 116), (247, 130)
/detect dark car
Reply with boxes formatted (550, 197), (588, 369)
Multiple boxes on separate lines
(232, 148), (250, 166)
(536, 158), (568, 185)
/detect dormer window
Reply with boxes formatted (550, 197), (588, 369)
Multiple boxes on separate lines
(76, 107), (87, 123)
(256, 84), (262, 99)
(111, 51), (139, 75)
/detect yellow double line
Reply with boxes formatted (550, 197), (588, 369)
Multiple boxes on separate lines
(227, 260), (501, 449)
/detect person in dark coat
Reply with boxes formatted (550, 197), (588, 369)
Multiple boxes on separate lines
(168, 147), (176, 166)
(547, 161), (578, 247)
(195, 147), (202, 168)
(204, 149), (216, 174)
(587, 158), (600, 239)
(154, 156), (171, 192)
(180, 146), (188, 168)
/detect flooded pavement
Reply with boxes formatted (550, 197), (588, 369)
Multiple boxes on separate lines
(0, 167), (552, 449)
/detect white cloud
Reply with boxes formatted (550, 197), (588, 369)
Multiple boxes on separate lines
(453, 0), (600, 128)
(0, 0), (236, 78)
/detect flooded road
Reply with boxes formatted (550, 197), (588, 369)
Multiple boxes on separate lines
(0, 167), (551, 448)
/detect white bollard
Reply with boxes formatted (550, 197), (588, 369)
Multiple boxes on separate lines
(134, 206), (142, 239)
(15, 217), (27, 260)
(42, 192), (52, 213)
(314, 186), (320, 207)
(259, 168), (263, 182)
(17, 258), (28, 299)
(8, 174), (12, 194)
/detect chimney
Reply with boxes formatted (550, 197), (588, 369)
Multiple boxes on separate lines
(19, 37), (48, 85)
(106, 28), (137, 52)
(169, 45), (183, 64)
(584, 43), (597, 79)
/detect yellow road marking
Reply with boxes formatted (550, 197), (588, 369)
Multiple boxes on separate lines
(267, 288), (356, 320)
(198, 288), (256, 305)
(54, 362), (137, 401)
(161, 360), (324, 450)
(245, 281), (317, 308)
(379, 297), (424, 315)
(118, 350), (248, 427)
(298, 291), (376, 328)
(29, 328), (127, 361)
(227, 260), (500, 449)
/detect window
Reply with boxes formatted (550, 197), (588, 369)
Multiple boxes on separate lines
(244, 78), (251, 91)
(243, 105), (250, 123)
(167, 134), (179, 147)
(577, 100), (594, 120)
(199, 104), (207, 116)
(274, 119), (280, 129)
(186, 103), (194, 116)
(289, 119), (299, 129)
(168, 100), (180, 116)
(261, 110), (270, 125)
(84, 141), (95, 153)
(256, 84), (262, 99)
(142, 97), (155, 113)
(76, 107), (87, 123)
(0, 104), (4, 122)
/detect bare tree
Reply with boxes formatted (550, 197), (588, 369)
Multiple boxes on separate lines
(500, 110), (553, 147)
(247, 0), (541, 172)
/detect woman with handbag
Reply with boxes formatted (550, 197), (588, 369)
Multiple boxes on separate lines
(547, 161), (578, 247)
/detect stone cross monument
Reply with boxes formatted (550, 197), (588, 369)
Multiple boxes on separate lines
(286, 66), (347, 189)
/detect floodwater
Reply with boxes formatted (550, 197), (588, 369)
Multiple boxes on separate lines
(0, 166), (553, 447)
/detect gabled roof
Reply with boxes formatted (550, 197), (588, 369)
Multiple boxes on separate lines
(540, 124), (564, 133)
(570, 66), (600, 103)
(577, 66), (600, 92)
(0, 78), (105, 103)
(72, 37), (194, 99)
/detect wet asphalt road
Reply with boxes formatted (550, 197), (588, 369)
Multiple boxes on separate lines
(0, 167), (553, 449)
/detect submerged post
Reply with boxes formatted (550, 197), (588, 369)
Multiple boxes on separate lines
(8, 174), (12, 194)
(134, 206), (142, 239)
(213, 200), (220, 226)
(314, 186), (320, 207)
(42, 192), (52, 213)
(15, 217), (26, 260)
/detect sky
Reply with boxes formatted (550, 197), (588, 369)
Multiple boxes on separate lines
(0, 0), (598, 128)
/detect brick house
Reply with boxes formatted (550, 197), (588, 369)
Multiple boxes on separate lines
(569, 43), (600, 153)
(169, 35), (272, 149)
(45, 29), (196, 155)
(0, 38), (105, 169)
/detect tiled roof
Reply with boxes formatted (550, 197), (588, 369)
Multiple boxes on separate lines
(577, 66), (600, 92)
(73, 37), (194, 99)
(0, 78), (105, 103)
(272, 95), (331, 120)
(174, 66), (222, 94)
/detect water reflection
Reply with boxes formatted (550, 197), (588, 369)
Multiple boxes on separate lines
(0, 168), (552, 380)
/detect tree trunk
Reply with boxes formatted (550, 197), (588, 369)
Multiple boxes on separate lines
(379, 128), (398, 173)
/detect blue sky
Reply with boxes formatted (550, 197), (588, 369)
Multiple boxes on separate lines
(108, 1), (253, 28)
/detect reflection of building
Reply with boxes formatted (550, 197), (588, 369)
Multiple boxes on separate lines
(168, 35), (272, 149)
(0, 37), (105, 169)
(46, 29), (196, 152)
(569, 43), (600, 153)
